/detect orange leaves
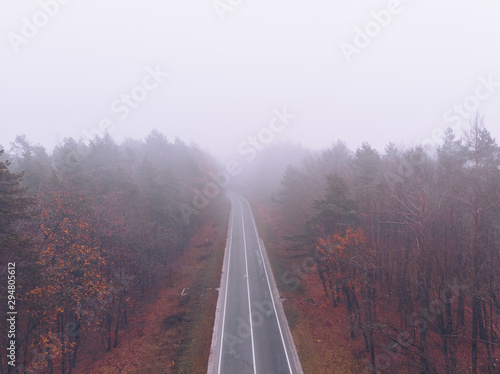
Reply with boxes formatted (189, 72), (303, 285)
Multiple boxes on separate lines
(317, 227), (372, 261)
(316, 227), (375, 287)
(33, 187), (109, 316)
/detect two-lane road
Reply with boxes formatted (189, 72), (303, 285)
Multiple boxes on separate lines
(208, 193), (303, 374)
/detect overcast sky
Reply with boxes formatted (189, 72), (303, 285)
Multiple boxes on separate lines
(1, 0), (500, 161)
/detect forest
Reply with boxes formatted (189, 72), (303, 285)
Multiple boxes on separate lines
(271, 116), (500, 373)
(1, 116), (500, 373)
(0, 130), (218, 373)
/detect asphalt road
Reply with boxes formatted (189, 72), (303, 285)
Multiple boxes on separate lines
(208, 193), (303, 374)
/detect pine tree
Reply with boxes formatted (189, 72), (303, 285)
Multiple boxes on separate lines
(0, 149), (36, 374)
(0, 149), (34, 248)
(311, 173), (358, 236)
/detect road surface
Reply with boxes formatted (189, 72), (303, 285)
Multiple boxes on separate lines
(208, 193), (303, 374)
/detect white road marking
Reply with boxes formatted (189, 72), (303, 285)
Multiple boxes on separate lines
(242, 198), (294, 374)
(217, 202), (235, 374)
(240, 200), (257, 373)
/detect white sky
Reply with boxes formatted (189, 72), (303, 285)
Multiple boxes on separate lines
(1, 0), (500, 161)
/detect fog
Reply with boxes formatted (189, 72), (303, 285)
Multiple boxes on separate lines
(1, 0), (500, 161)
(3, 3), (500, 373)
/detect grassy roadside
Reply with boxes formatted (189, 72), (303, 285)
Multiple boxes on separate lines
(76, 198), (230, 374)
(248, 197), (367, 374)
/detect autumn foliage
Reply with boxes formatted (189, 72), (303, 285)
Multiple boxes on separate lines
(0, 132), (221, 373)
(274, 117), (500, 373)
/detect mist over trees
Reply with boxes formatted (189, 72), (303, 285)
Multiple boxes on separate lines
(2, 116), (500, 373)
(272, 117), (500, 373)
(0, 130), (221, 373)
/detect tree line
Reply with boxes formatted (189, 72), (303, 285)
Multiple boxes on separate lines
(0, 130), (215, 374)
(274, 117), (500, 373)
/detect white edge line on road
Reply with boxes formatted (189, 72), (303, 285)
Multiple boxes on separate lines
(240, 200), (257, 374)
(217, 198), (234, 374)
(243, 198), (294, 374)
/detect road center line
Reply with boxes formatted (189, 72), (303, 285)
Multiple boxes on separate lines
(217, 200), (234, 374)
(243, 198), (293, 374)
(240, 200), (257, 374)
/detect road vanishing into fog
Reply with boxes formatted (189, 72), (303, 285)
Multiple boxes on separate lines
(208, 193), (303, 374)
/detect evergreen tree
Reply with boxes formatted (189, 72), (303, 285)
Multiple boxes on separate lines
(0, 149), (34, 247)
(311, 173), (358, 236)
